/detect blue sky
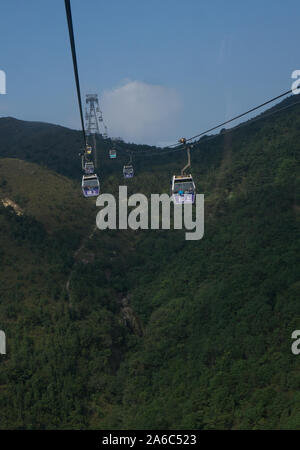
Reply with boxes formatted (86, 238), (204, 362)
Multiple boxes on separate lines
(0, 0), (299, 145)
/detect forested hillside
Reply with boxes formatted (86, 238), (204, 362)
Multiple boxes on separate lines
(0, 95), (299, 429)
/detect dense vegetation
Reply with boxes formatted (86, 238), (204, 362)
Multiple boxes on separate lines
(0, 95), (299, 429)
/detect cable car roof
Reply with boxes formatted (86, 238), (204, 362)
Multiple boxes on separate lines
(82, 174), (98, 181)
(173, 174), (193, 180)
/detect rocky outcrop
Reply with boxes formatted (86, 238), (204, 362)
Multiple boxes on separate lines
(120, 297), (144, 337)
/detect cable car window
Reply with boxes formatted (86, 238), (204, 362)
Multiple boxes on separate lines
(84, 179), (99, 187)
(173, 182), (194, 193)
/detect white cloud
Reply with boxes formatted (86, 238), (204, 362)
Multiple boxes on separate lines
(101, 80), (182, 145)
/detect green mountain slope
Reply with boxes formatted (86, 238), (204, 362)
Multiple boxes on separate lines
(0, 117), (156, 181)
(0, 95), (299, 429)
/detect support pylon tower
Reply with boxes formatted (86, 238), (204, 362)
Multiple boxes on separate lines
(85, 94), (108, 168)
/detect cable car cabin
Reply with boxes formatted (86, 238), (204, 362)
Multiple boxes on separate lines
(123, 164), (134, 178)
(83, 145), (93, 162)
(84, 162), (94, 174)
(82, 174), (100, 198)
(171, 174), (196, 204)
(109, 149), (117, 159)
